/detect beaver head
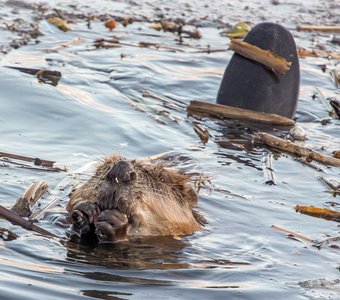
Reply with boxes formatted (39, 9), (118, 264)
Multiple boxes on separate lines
(68, 154), (205, 236)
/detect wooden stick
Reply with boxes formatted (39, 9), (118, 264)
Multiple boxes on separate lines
(143, 150), (174, 161)
(271, 225), (313, 243)
(229, 39), (292, 76)
(298, 48), (340, 60)
(254, 132), (340, 167)
(0, 205), (58, 238)
(187, 100), (295, 126)
(297, 25), (340, 33)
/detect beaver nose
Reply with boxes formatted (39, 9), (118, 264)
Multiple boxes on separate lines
(107, 160), (137, 183)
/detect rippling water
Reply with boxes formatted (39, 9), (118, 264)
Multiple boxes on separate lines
(0, 0), (339, 299)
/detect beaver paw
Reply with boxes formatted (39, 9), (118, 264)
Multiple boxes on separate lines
(95, 209), (129, 242)
(107, 160), (137, 183)
(71, 201), (100, 234)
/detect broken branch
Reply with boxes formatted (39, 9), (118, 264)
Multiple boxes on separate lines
(0, 205), (58, 238)
(229, 39), (292, 76)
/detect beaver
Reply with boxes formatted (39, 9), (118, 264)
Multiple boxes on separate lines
(67, 154), (205, 242)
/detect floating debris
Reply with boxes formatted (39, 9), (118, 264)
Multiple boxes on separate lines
(105, 19), (117, 31)
(5, 66), (61, 86)
(289, 125), (306, 141)
(295, 205), (340, 222)
(47, 17), (70, 32)
(225, 22), (251, 38)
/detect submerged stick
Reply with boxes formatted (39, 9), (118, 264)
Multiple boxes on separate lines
(229, 39), (292, 76)
(0, 205), (58, 238)
(297, 25), (340, 33)
(187, 100), (295, 126)
(254, 132), (340, 167)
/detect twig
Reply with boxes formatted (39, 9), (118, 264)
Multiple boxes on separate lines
(262, 152), (275, 185)
(271, 225), (314, 243)
(0, 205), (58, 238)
(0, 151), (55, 167)
(187, 100), (295, 126)
(298, 48), (340, 60)
(228, 39), (292, 76)
(313, 236), (340, 249)
(39, 37), (85, 52)
(29, 197), (61, 221)
(254, 132), (340, 166)
(143, 151), (174, 161)
(297, 25), (340, 33)
(321, 177), (340, 193)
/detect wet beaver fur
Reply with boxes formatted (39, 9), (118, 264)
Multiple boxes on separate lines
(67, 154), (205, 242)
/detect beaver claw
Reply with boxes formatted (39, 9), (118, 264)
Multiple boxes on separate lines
(71, 201), (101, 238)
(95, 209), (129, 242)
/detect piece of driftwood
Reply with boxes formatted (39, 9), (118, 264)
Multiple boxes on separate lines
(187, 100), (295, 126)
(254, 132), (340, 167)
(12, 180), (48, 217)
(297, 25), (340, 33)
(271, 225), (313, 243)
(0, 205), (58, 238)
(228, 39), (292, 76)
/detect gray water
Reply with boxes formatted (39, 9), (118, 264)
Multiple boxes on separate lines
(0, 0), (339, 299)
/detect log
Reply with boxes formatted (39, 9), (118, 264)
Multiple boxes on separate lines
(187, 100), (295, 126)
(254, 132), (340, 167)
(229, 39), (291, 76)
